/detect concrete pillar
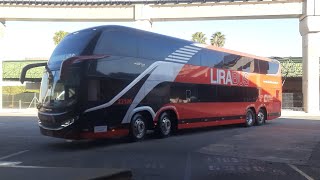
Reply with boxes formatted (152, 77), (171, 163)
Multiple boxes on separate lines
(299, 0), (320, 113)
(134, 4), (152, 31)
(0, 21), (5, 110)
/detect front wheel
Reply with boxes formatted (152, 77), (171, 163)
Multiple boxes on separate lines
(245, 109), (255, 127)
(129, 113), (147, 141)
(156, 112), (172, 138)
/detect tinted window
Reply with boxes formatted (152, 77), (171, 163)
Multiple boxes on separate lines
(223, 54), (241, 70)
(87, 78), (131, 103)
(251, 59), (260, 73)
(48, 30), (97, 68)
(94, 30), (138, 57)
(200, 49), (224, 67)
(268, 61), (279, 74)
(258, 60), (268, 74)
(170, 83), (198, 103)
(188, 53), (201, 66)
(138, 34), (177, 61)
(170, 83), (258, 103)
(240, 57), (253, 72)
(88, 56), (152, 80)
(216, 85), (247, 102)
(198, 85), (217, 102)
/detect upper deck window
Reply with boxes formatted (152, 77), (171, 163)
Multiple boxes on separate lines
(200, 49), (224, 67)
(87, 56), (152, 80)
(267, 61), (279, 74)
(258, 60), (279, 74)
(94, 30), (138, 57)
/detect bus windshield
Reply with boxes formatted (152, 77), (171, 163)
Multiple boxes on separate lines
(48, 29), (97, 69)
(39, 69), (79, 109)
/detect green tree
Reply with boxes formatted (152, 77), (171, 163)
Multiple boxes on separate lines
(53, 30), (69, 45)
(210, 32), (226, 47)
(191, 32), (207, 44)
(280, 57), (302, 85)
(2, 86), (26, 108)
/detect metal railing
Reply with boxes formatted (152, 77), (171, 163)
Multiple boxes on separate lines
(282, 92), (303, 111)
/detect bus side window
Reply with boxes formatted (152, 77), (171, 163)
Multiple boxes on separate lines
(259, 60), (269, 74)
(268, 61), (279, 74)
(250, 59), (260, 73)
(200, 49), (219, 67)
(88, 80), (100, 101)
(223, 54), (241, 70)
(189, 53), (201, 66)
(241, 58), (252, 73)
(186, 90), (191, 99)
(94, 30), (138, 57)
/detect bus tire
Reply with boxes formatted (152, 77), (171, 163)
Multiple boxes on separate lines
(245, 109), (255, 127)
(129, 113), (147, 141)
(256, 108), (266, 126)
(156, 112), (172, 138)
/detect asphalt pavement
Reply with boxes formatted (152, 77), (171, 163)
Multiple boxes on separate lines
(0, 114), (319, 180)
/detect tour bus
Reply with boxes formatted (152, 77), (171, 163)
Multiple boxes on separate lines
(20, 25), (282, 141)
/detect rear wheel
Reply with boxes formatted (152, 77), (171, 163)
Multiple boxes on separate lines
(245, 109), (255, 127)
(129, 113), (146, 141)
(156, 112), (172, 138)
(256, 109), (266, 126)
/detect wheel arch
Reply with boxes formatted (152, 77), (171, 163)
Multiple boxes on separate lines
(129, 106), (155, 130)
(257, 105), (268, 120)
(155, 106), (179, 131)
(245, 104), (257, 115)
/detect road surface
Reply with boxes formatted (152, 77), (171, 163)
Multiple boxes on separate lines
(0, 115), (319, 180)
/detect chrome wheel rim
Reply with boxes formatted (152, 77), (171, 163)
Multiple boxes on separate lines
(246, 112), (253, 125)
(160, 116), (171, 135)
(257, 111), (265, 123)
(133, 118), (145, 139)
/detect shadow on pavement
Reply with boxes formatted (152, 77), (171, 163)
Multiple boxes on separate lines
(46, 122), (250, 151)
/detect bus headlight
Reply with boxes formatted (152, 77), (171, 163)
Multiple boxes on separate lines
(61, 118), (75, 127)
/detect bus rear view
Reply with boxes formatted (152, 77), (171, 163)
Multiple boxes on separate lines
(20, 25), (282, 141)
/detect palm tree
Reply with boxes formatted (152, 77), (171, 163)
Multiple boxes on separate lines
(191, 32), (207, 44)
(210, 32), (226, 47)
(53, 30), (69, 45)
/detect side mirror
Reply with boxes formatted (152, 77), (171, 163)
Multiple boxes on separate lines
(20, 62), (47, 84)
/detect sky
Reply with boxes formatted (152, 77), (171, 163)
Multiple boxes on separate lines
(2, 18), (301, 60)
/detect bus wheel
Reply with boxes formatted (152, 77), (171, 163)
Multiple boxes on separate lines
(245, 109), (255, 127)
(256, 109), (266, 126)
(157, 112), (172, 138)
(130, 113), (146, 141)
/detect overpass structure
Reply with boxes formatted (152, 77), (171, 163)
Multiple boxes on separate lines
(0, 0), (319, 113)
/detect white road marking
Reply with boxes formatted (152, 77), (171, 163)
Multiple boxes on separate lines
(288, 164), (314, 180)
(2, 165), (48, 169)
(0, 150), (29, 161)
(0, 161), (21, 166)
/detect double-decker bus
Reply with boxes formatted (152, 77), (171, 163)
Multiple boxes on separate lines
(20, 25), (282, 141)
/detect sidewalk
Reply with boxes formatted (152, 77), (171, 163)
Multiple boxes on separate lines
(281, 109), (320, 119)
(0, 108), (37, 116)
